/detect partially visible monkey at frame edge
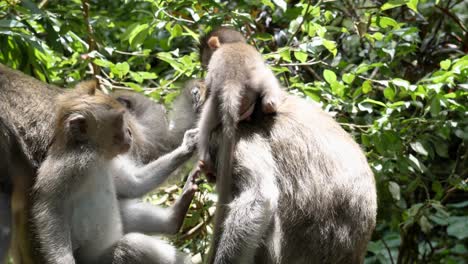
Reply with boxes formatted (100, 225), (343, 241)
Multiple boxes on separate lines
(32, 82), (196, 264)
(0, 64), (205, 263)
(196, 27), (284, 190)
(194, 27), (377, 264)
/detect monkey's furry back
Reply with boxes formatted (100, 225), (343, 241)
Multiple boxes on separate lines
(205, 42), (266, 138)
(211, 94), (377, 263)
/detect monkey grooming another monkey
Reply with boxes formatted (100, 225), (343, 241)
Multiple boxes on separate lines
(197, 27), (283, 178)
(0, 63), (204, 264)
(32, 83), (194, 264)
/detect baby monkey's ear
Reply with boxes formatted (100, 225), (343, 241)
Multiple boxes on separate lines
(207, 36), (221, 49)
(66, 113), (88, 141)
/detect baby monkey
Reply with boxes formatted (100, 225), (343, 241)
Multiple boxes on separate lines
(197, 27), (283, 174)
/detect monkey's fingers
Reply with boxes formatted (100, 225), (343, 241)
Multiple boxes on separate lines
(262, 101), (277, 114)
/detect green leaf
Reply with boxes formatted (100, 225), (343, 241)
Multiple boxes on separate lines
(381, 0), (406, 10)
(384, 87), (395, 101)
(430, 97), (441, 117)
(171, 24), (183, 38)
(294, 51), (308, 63)
(322, 39), (337, 56)
(373, 16), (400, 29)
(392, 78), (410, 90)
(408, 154), (424, 172)
(323, 69), (337, 84)
(279, 48), (292, 62)
(388, 181), (400, 201)
(343, 73), (355, 84)
(440, 59), (451, 70)
(93, 59), (114, 68)
(447, 216), (468, 240)
(410, 141), (428, 156)
(419, 216), (433, 234)
(272, 0), (287, 11)
(331, 82), (346, 98)
(110, 62), (130, 79)
(407, 0), (419, 13)
(362, 80), (372, 93)
(122, 82), (143, 92)
(122, 24), (149, 45)
(361, 98), (387, 108)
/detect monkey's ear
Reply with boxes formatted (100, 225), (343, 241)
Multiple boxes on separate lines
(67, 113), (88, 140)
(116, 97), (133, 111)
(207, 36), (221, 49)
(75, 79), (98, 95)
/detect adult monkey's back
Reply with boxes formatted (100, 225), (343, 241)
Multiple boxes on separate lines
(207, 92), (377, 263)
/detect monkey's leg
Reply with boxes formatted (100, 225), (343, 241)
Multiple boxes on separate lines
(110, 233), (191, 264)
(114, 129), (198, 198)
(251, 67), (283, 114)
(0, 192), (11, 264)
(210, 189), (274, 264)
(197, 96), (220, 174)
(120, 170), (198, 234)
(208, 138), (278, 264)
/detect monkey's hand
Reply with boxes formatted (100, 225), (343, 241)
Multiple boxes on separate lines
(181, 128), (199, 153)
(261, 94), (279, 114)
(199, 160), (216, 182)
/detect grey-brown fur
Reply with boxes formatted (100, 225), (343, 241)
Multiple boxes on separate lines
(207, 93), (377, 264)
(31, 91), (196, 263)
(197, 27), (283, 183)
(0, 64), (203, 263)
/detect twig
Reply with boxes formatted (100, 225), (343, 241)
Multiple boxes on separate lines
(435, 5), (467, 33)
(286, 0), (313, 46)
(339, 123), (372, 128)
(381, 237), (395, 264)
(441, 178), (467, 203)
(279, 61), (322, 67)
(303, 65), (324, 82)
(180, 212), (214, 241)
(81, 0), (100, 79)
(113, 50), (149, 57)
(161, 10), (195, 24)
(38, 0), (49, 9)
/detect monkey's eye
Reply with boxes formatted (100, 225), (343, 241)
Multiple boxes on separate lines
(117, 97), (133, 110)
(126, 128), (132, 139)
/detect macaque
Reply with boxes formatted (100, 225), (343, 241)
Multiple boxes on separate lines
(32, 83), (194, 264)
(204, 92), (377, 263)
(197, 27), (283, 178)
(0, 63), (204, 264)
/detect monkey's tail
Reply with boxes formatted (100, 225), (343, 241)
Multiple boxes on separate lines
(220, 81), (242, 139)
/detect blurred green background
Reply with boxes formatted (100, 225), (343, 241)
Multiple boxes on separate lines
(0, 0), (467, 263)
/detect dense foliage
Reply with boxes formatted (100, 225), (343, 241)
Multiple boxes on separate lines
(1, 0), (467, 263)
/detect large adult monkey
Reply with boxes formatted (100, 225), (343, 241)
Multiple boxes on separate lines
(197, 30), (377, 263)
(0, 64), (204, 263)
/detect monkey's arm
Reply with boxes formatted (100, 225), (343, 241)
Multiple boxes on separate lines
(120, 170), (198, 234)
(33, 175), (75, 263)
(115, 128), (198, 198)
